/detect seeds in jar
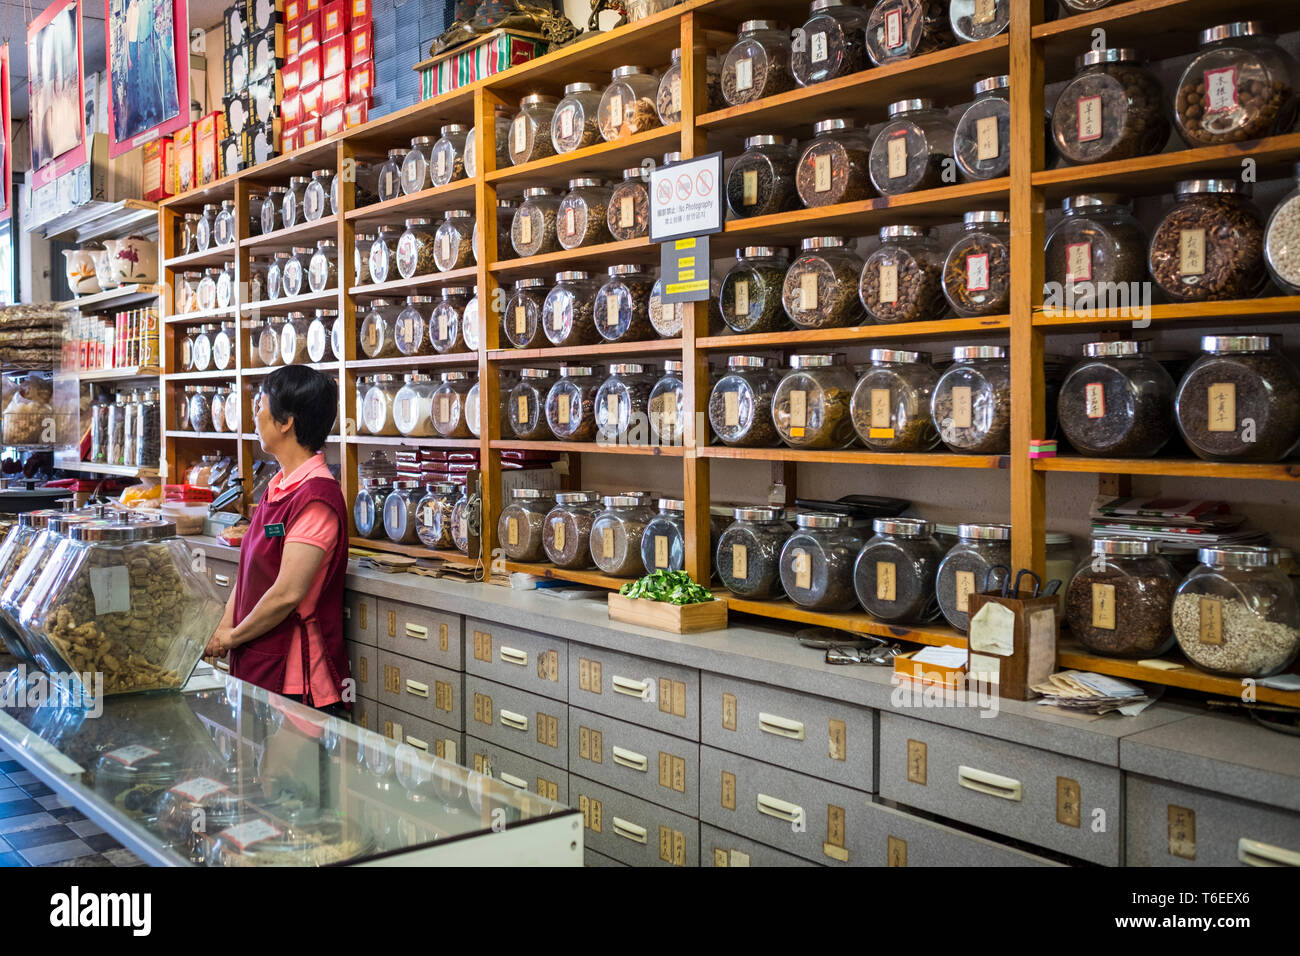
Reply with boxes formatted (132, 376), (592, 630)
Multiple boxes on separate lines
(715, 508), (791, 599)
(511, 193), (560, 258)
(853, 521), (944, 623)
(1172, 592), (1300, 677)
(1051, 49), (1170, 165)
(544, 498), (597, 569)
(545, 371), (600, 441)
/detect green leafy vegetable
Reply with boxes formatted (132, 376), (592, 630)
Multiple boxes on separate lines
(618, 570), (713, 605)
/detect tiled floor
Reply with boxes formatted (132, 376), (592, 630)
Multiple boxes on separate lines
(0, 747), (144, 867)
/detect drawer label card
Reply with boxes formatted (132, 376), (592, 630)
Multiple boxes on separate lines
(887, 835), (907, 867)
(473, 630), (492, 662)
(1056, 776), (1082, 828)
(1199, 596), (1224, 645)
(712, 847), (728, 866)
(729, 849), (750, 867)
(721, 692), (737, 731)
(659, 826), (687, 866)
(537, 777), (558, 801)
(828, 719), (847, 762)
(579, 726), (604, 763)
(579, 658), (603, 693)
(473, 753), (489, 775)
(721, 770), (736, 811)
(906, 739), (927, 786)
(384, 664), (401, 694)
(359, 602), (367, 629)
(579, 794), (603, 833)
(439, 622), (448, 652)
(435, 680), (453, 713)
(1167, 805), (1196, 860)
(824, 804), (849, 863)
(536, 713), (559, 748)
(657, 752), (687, 794)
(473, 692), (493, 725)
(388, 611), (396, 638)
(658, 679), (688, 717)
(357, 656), (368, 682)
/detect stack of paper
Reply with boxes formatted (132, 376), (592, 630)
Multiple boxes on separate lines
(1030, 670), (1156, 716)
(1089, 496), (1266, 550)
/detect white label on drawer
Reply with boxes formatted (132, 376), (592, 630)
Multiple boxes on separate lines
(950, 386), (972, 429)
(1180, 229), (1206, 276)
(105, 745), (158, 767)
(878, 263), (898, 303)
(729, 849), (750, 867)
(734, 279), (749, 315)
(887, 134), (907, 179)
(814, 154), (831, 193)
(885, 8), (902, 47)
(620, 195), (634, 227)
(811, 31), (828, 63)
(966, 252), (989, 291)
(1207, 383), (1235, 432)
(969, 600), (1014, 656)
(955, 569), (976, 612)
(1203, 67), (1237, 113)
(793, 549), (811, 590)
(742, 170), (757, 207)
(731, 544), (747, 578)
(170, 776), (229, 801)
(1077, 95), (1102, 142)
(735, 57), (753, 92)
(553, 518), (565, 551)
(220, 818), (283, 850)
(976, 115), (999, 160)
(89, 566), (132, 615)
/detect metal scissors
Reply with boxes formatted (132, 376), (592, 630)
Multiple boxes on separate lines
(982, 565), (1043, 597)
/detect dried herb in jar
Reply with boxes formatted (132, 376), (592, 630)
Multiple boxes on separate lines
(782, 237), (865, 329)
(795, 119), (873, 208)
(859, 225), (947, 324)
(608, 168), (651, 241)
(1147, 180), (1265, 302)
(721, 248), (791, 334)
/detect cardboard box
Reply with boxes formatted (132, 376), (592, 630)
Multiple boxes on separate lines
(284, 0), (304, 26)
(348, 62), (373, 102)
(349, 25), (372, 65)
(224, 2), (249, 52)
(224, 40), (250, 92)
(250, 27), (285, 81)
(195, 113), (221, 185)
(282, 59), (301, 93)
(350, 0), (371, 29)
(250, 0), (281, 33)
(286, 27), (301, 58)
(174, 123), (195, 193)
(224, 90), (252, 137)
(142, 138), (174, 201)
(421, 31), (545, 99)
(322, 72), (347, 113)
(281, 91), (303, 127)
(220, 132), (249, 176)
(248, 77), (279, 125)
(296, 12), (321, 50)
(251, 121), (279, 164)
(298, 118), (322, 146)
(283, 124), (300, 152)
(322, 34), (348, 79)
(344, 99), (369, 128)
(320, 107), (345, 137)
(298, 82), (321, 117)
(322, 0), (349, 39)
(894, 648), (967, 691)
(305, 0), (321, 14)
(298, 44), (322, 87)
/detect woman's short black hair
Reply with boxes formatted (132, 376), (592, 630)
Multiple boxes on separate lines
(262, 365), (337, 452)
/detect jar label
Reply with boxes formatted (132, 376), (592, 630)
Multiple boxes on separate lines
(515, 304), (527, 335)
(566, 206), (576, 237)
(789, 389), (807, 437)
(396, 234), (418, 277)
(735, 279), (750, 315)
(966, 252), (990, 292)
(105, 744), (158, 766)
(951, 386), (972, 428)
(1198, 596), (1224, 645)
(439, 313), (449, 342)
(1066, 241), (1092, 283)
(558, 391), (571, 424)
(879, 263), (898, 303)
(517, 394), (529, 424)
(508, 517), (518, 546)
(606, 392), (620, 428)
(194, 338), (212, 371)
(955, 570), (976, 612)
(606, 294), (620, 327)
(561, 106), (575, 139)
(735, 57), (753, 92)
(279, 327), (296, 364)
(663, 394), (677, 428)
(876, 561), (896, 602)
(513, 116), (527, 154)
(1077, 95), (1102, 143)
(398, 397), (412, 427)
(170, 776), (229, 802)
(602, 526), (614, 558)
(1084, 382), (1106, 419)
(521, 214), (533, 245)
(974, 0), (996, 24)
(975, 115), (999, 160)
(438, 395), (450, 422)
(870, 388), (892, 430)
(552, 297), (565, 330)
(402, 156), (422, 192)
(364, 394), (384, 431)
(459, 514), (468, 541)
(307, 323), (325, 362)
(553, 519), (565, 551)
(370, 243), (387, 283)
(1179, 229), (1206, 276)
(89, 565), (132, 615)
(738, 170), (759, 208)
(620, 195), (635, 228)
(800, 272), (819, 309)
(732, 544), (747, 578)
(221, 818), (283, 851)
(811, 31), (828, 63)
(885, 8), (902, 48)
(1091, 582), (1116, 629)
(1207, 382), (1235, 432)
(671, 76), (681, 114)
(793, 550), (811, 590)
(887, 134), (907, 179)
(440, 232), (451, 263)
(215, 336), (232, 369)
(814, 154), (831, 193)
(609, 93), (624, 126)
(366, 320), (379, 346)
(424, 505), (435, 526)
(655, 535), (669, 568)
(1203, 66), (1237, 113)
(437, 150), (447, 178)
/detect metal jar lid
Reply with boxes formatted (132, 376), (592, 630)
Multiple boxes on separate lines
(800, 236), (845, 250)
(368, 298), (397, 309)
(523, 187), (555, 199)
(556, 270), (590, 281)
(1062, 194), (1129, 211)
(49, 514), (95, 535)
(621, 166), (646, 180)
(739, 19), (785, 33)
(870, 347), (929, 364)
(813, 118), (853, 134)
(796, 512), (851, 529)
(744, 134), (789, 148)
(402, 372), (433, 383)
(410, 136), (436, 147)
(974, 75), (1010, 95)
(315, 238), (337, 250)
(738, 246), (787, 258)
(311, 168), (333, 179)
(1201, 334), (1274, 353)
(442, 287), (473, 296)
(789, 353), (843, 368)
(440, 123), (471, 135)
(445, 208), (473, 218)
(661, 360), (683, 374)
(288, 176), (310, 187)
(360, 477), (392, 491)
(440, 371), (471, 381)
(873, 517), (932, 537)
(266, 186), (288, 196)
(567, 177), (604, 189)
(428, 482), (461, 494)
(1198, 545), (1291, 567)
(520, 93), (560, 108)
(404, 217), (432, 227)
(563, 82), (597, 94)
(608, 263), (646, 276)
(511, 488), (552, 500)
(1076, 48), (1142, 68)
(520, 367), (554, 378)
(202, 203), (220, 213)
(497, 198), (519, 208)
(386, 149), (411, 161)
(285, 311), (307, 321)
(391, 480), (421, 490)
(733, 505), (785, 521)
(315, 308), (339, 318)
(1091, 536), (1157, 555)
(963, 210), (1009, 225)
(1082, 339), (1148, 357)
(515, 277), (547, 289)
(889, 98), (933, 116)
(663, 152), (683, 165)
(404, 295), (435, 305)
(560, 365), (597, 377)
(603, 494), (648, 507)
(1175, 178), (1249, 197)
(956, 522), (1011, 540)
(727, 355), (774, 369)
(371, 373), (396, 384)
(1200, 22), (1266, 45)
(71, 519), (175, 542)
(810, 0), (849, 11)
(656, 498), (685, 512)
(952, 345), (1008, 360)
(879, 224), (930, 240)
(291, 245), (314, 255)
(608, 363), (647, 375)
(611, 65), (651, 80)
(555, 491), (600, 504)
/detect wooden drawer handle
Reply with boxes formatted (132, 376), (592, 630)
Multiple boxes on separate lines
(214, 574), (230, 587)
(612, 746), (648, 772)
(757, 793), (804, 826)
(612, 675), (649, 699)
(405, 623), (428, 639)
(405, 680), (429, 698)
(759, 712), (805, 740)
(613, 817), (647, 844)
(499, 646), (528, 666)
(406, 735), (428, 751)
(499, 772), (527, 790)
(500, 710), (528, 732)
(958, 765), (1022, 801)
(1238, 838), (1300, 867)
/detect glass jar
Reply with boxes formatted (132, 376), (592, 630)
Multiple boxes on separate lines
(1175, 23), (1298, 148)
(851, 348), (941, 451)
(721, 246), (790, 334)
(595, 264), (655, 342)
(466, 109), (511, 178)
(866, 0), (952, 65)
(499, 489), (556, 562)
(282, 176), (310, 229)
(722, 20), (793, 105)
(935, 522), (1012, 632)
(417, 482), (462, 551)
(598, 66), (661, 141)
(773, 353), (856, 448)
(89, 396), (109, 462)
(215, 263), (236, 310)
(1045, 194), (1147, 293)
(715, 506), (793, 599)
(546, 366), (601, 441)
(854, 517), (945, 623)
(397, 218), (436, 279)
(122, 390), (140, 462)
(359, 450), (397, 484)
(796, 118), (873, 207)
(709, 355), (779, 447)
(1148, 179), (1265, 302)
(431, 371), (474, 439)
(648, 360), (685, 445)
(430, 124), (470, 187)
(224, 382), (240, 433)
(779, 513), (865, 610)
(782, 236), (864, 329)
(954, 75), (1011, 181)
(359, 299), (401, 359)
(1173, 546), (1300, 677)
(606, 166), (651, 243)
(429, 287), (472, 354)
(649, 276), (721, 339)
(353, 233), (375, 287)
(187, 386), (215, 434)
(196, 270), (219, 312)
(400, 136), (436, 195)
(450, 486), (474, 555)
(306, 310), (335, 363)
(462, 294), (483, 352)
(1058, 340), (1175, 458)
(178, 272), (201, 314)
(244, 258), (269, 304)
(869, 98), (954, 196)
(595, 363), (656, 444)
(214, 199), (237, 247)
(362, 373), (402, 436)
(793, 0), (868, 87)
(552, 82), (603, 154)
(942, 210), (1011, 317)
(209, 386), (227, 434)
(308, 239), (338, 293)
(475, 198), (517, 265)
(176, 386), (192, 431)
(1265, 162), (1300, 294)
(509, 94), (560, 166)
(354, 479), (392, 539)
(282, 246), (313, 298)
(558, 178), (614, 250)
(508, 368), (555, 441)
(265, 253), (289, 302)
(260, 188), (286, 235)
(331, 162), (377, 216)
(859, 225), (946, 324)
(368, 227), (402, 285)
(657, 47), (722, 123)
(726, 135), (798, 220)
(303, 169), (333, 222)
(1051, 48), (1170, 166)
(511, 187), (561, 258)
(433, 209), (475, 272)
(378, 149), (410, 203)
(394, 295), (433, 356)
(590, 495), (656, 576)
(1175, 334), (1300, 462)
(279, 312), (312, 365)
(950, 0), (1008, 42)
(503, 278), (549, 349)
(393, 373), (437, 437)
(640, 499), (687, 573)
(543, 492), (602, 569)
(543, 270), (601, 346)
(380, 481), (423, 544)
(180, 214), (201, 254)
(257, 316), (284, 366)
(1064, 537), (1178, 659)
(192, 324), (216, 372)
(196, 204), (217, 251)
(932, 345), (1011, 453)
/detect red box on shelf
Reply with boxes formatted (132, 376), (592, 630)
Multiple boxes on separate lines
(299, 118), (322, 145)
(321, 72), (347, 113)
(282, 58), (301, 92)
(343, 98), (368, 127)
(348, 62), (372, 102)
(298, 44), (322, 87)
(348, 24), (371, 65)
(194, 112), (221, 186)
(298, 81), (322, 116)
(305, 0), (321, 12)
(322, 34), (348, 79)
(320, 107), (345, 137)
(142, 137), (174, 201)
(286, 27), (300, 58)
(283, 124), (301, 152)
(296, 11), (321, 51)
(284, 0), (305, 26)
(349, 0), (370, 28)
(281, 91), (303, 127)
(321, 0), (348, 39)
(164, 485), (215, 503)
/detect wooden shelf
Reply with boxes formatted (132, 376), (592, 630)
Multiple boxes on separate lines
(242, 362), (339, 376)
(345, 354), (477, 371)
(701, 447), (1010, 469)
(488, 337), (683, 363)
(503, 561), (633, 590)
(162, 370), (236, 382)
(238, 137), (346, 184)
(1033, 456), (1300, 481)
(489, 237), (657, 280)
(345, 180), (477, 224)
(1032, 296), (1300, 329)
(158, 172), (240, 210)
(54, 455), (159, 478)
(240, 290), (342, 313)
(59, 283), (161, 311)
(723, 594), (967, 649)
(162, 246), (238, 270)
(241, 214), (339, 249)
(164, 430), (240, 440)
(65, 365), (163, 383)
(486, 125), (682, 188)
(349, 267), (478, 297)
(349, 537), (469, 564)
(165, 306), (237, 324)
(697, 316), (1010, 350)
(492, 439), (685, 457)
(346, 435), (479, 448)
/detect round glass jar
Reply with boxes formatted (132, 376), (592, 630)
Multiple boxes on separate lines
(433, 209), (475, 272)
(595, 264), (655, 342)
(180, 213), (201, 254)
(590, 495), (656, 576)
(1148, 179), (1265, 302)
(648, 276), (721, 339)
(722, 20), (793, 105)
(216, 263), (236, 310)
(954, 75), (1011, 181)
(1051, 48), (1170, 166)
(782, 236), (865, 329)
(306, 309), (336, 364)
(1173, 546), (1300, 677)
(282, 246), (313, 298)
(660, 48), (722, 124)
(362, 373), (402, 436)
(598, 65), (661, 141)
(854, 517), (945, 623)
(331, 162), (377, 216)
(260, 187), (287, 235)
(1174, 23), (1298, 148)
(511, 187), (561, 258)
(256, 316), (284, 367)
(796, 118), (873, 207)
(727, 135), (799, 219)
(224, 383), (240, 433)
(279, 312), (312, 365)
(780, 513), (866, 611)
(359, 299), (401, 359)
(195, 270), (219, 312)
(869, 98), (955, 195)
(430, 124), (470, 187)
(851, 348), (942, 451)
(640, 499), (686, 573)
(177, 272), (201, 314)
(377, 149), (410, 202)
(503, 278), (549, 349)
(396, 218), (436, 279)
(558, 178), (614, 250)
(368, 227), (402, 285)
(1058, 340), (1175, 458)
(474, 198), (518, 264)
(716, 506), (794, 599)
(195, 204), (217, 251)
(282, 176), (310, 229)
(509, 93), (560, 166)
(1065, 537), (1178, 658)
(1264, 162), (1300, 294)
(773, 353), (857, 448)
(382, 481), (424, 544)
(188, 386), (215, 433)
(393, 373), (438, 437)
(552, 82), (603, 154)
(709, 355), (780, 447)
(543, 492), (602, 569)
(191, 323), (216, 372)
(932, 345), (1012, 453)
(400, 136), (437, 195)
(499, 489), (556, 562)
(308, 239), (338, 293)
(1174, 334), (1300, 462)
(303, 169), (333, 222)
(648, 360), (686, 445)
(1045, 194), (1147, 292)
(792, 0), (868, 87)
(935, 522), (1012, 632)
(721, 246), (790, 333)
(545, 366), (601, 441)
(608, 167), (650, 241)
(508, 368), (556, 440)
(950, 0), (1008, 43)
(462, 294), (483, 352)
(942, 210), (1011, 317)
(246, 258), (269, 304)
(450, 487), (473, 554)
(860, 224), (946, 324)
(431, 371), (474, 439)
(262, 255), (285, 304)
(429, 287), (472, 353)
(543, 270), (601, 346)
(214, 200), (238, 246)
(417, 482), (461, 550)
(866, 0), (952, 66)
(595, 363), (656, 444)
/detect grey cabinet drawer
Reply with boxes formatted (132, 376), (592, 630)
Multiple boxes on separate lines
(465, 735), (568, 804)
(377, 704), (463, 764)
(700, 745), (871, 867)
(567, 643), (699, 741)
(346, 640), (377, 702)
(207, 557), (238, 595)
(567, 707), (698, 817)
(701, 673), (874, 794)
(1126, 775), (1300, 867)
(464, 674), (568, 768)
(700, 824), (817, 867)
(569, 775), (698, 867)
(376, 650), (462, 733)
(352, 696), (379, 733)
(465, 617), (567, 701)
(377, 598), (462, 670)
(878, 713), (1120, 866)
(584, 848), (626, 867)
(344, 591), (377, 647)
(861, 802), (1062, 867)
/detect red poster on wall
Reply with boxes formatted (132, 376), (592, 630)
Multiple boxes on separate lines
(27, 0), (87, 189)
(0, 44), (12, 222)
(106, 0), (191, 157)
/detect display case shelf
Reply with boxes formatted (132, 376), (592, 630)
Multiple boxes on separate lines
(163, 370), (238, 381)
(488, 337), (683, 363)
(240, 290), (342, 313)
(346, 435), (480, 448)
(40, 199), (159, 244)
(346, 354), (478, 371)
(349, 537), (469, 564)
(697, 316), (1010, 351)
(162, 246), (238, 270)
(486, 124), (682, 188)
(723, 594), (969, 650)
(701, 447), (1010, 469)
(488, 237), (656, 280)
(166, 306), (237, 324)
(1032, 296), (1300, 329)
(492, 439), (685, 457)
(63, 365), (163, 383)
(503, 561), (633, 590)
(241, 214), (340, 249)
(345, 180), (478, 224)
(349, 267), (478, 297)
(1033, 456), (1300, 481)
(59, 283), (161, 311)
(54, 454), (159, 478)
(165, 430), (240, 440)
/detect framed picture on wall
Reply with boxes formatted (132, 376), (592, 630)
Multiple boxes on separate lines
(27, 0), (86, 189)
(105, 0), (190, 157)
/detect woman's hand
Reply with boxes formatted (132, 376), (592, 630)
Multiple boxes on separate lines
(205, 626), (232, 659)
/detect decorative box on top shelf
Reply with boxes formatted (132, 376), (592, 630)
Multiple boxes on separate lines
(417, 30), (547, 99)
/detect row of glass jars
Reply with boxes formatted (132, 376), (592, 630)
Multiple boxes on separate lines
(357, 290), (476, 358)
(176, 265), (237, 314)
(249, 311), (343, 367)
(179, 321), (237, 372)
(494, 265), (684, 346)
(89, 389), (160, 467)
(355, 211), (476, 284)
(179, 383), (240, 435)
(354, 480), (473, 555)
(247, 240), (340, 301)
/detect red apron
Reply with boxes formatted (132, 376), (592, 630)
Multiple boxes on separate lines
(229, 475), (351, 707)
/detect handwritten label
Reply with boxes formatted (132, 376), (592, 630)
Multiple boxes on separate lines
(170, 777), (229, 802)
(735, 57), (753, 92)
(620, 195), (634, 227)
(870, 388), (891, 431)
(557, 391), (571, 425)
(552, 297), (564, 330)
(721, 692), (737, 731)
(955, 570), (976, 613)
(660, 825), (687, 866)
(876, 561), (897, 602)
(1077, 95), (1102, 142)
(793, 549), (811, 590)
(814, 154), (831, 193)
(1085, 382), (1105, 419)
(906, 739), (927, 785)
(560, 106), (574, 139)
(105, 745), (159, 767)
(966, 252), (990, 292)
(438, 394), (450, 423)
(976, 115), (999, 160)
(888, 835), (907, 866)
(507, 517), (518, 546)
(1066, 241), (1092, 282)
(517, 394), (528, 424)
(951, 386), (972, 428)
(724, 390), (740, 427)
(1203, 67), (1237, 113)
(606, 294), (620, 327)
(602, 526), (614, 559)
(1057, 776), (1082, 828)
(1168, 805), (1196, 860)
(552, 518), (565, 552)
(1207, 383), (1235, 432)
(730, 544), (747, 580)
(513, 116), (526, 153)
(824, 805), (848, 863)
(885, 8), (902, 48)
(520, 214), (532, 245)
(1091, 582), (1115, 629)
(220, 818), (282, 851)
(887, 134), (907, 178)
(606, 392), (620, 429)
(565, 206), (576, 238)
(879, 263), (898, 303)
(1180, 229), (1206, 276)
(514, 304), (526, 335)
(654, 535), (669, 569)
(1199, 596), (1224, 645)
(742, 169), (758, 206)
(734, 279), (749, 315)
(89, 566), (132, 615)
(974, 0), (996, 24)
(721, 770), (736, 810)
(789, 389), (807, 436)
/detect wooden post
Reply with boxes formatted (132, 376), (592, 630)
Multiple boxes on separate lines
(338, 138), (359, 534)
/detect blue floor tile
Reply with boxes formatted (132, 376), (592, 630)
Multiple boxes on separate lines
(0, 799), (42, 820)
(0, 851), (28, 867)
(6, 824), (77, 850)
(83, 832), (123, 853)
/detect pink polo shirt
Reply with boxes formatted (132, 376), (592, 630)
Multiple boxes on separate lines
(260, 453), (342, 706)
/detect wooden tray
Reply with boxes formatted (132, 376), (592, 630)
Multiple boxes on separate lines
(607, 593), (728, 634)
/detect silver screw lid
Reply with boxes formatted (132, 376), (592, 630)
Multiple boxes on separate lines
(813, 118), (854, 134)
(440, 371), (471, 381)
(656, 498), (685, 511)
(515, 277), (547, 289)
(973, 75), (1010, 94)
(963, 210), (1009, 225)
(403, 217), (432, 227)
(440, 123), (471, 135)
(732, 505), (785, 521)
(800, 236), (846, 250)
(873, 517), (932, 536)
(559, 365), (597, 377)
(555, 270), (591, 281)
(789, 353), (844, 368)
(738, 246), (788, 258)
(726, 355), (774, 369)
(744, 134), (790, 148)
(1082, 339), (1148, 357)
(519, 367), (554, 378)
(879, 224), (930, 240)
(660, 360), (683, 374)
(555, 491), (601, 504)
(952, 345), (1008, 360)
(870, 347), (929, 364)
(889, 98), (933, 116)
(611, 65), (651, 80)
(1201, 334), (1275, 353)
(603, 494), (649, 507)
(563, 82), (597, 94)
(567, 177), (605, 189)
(1076, 48), (1142, 68)
(739, 20), (786, 33)
(510, 488), (553, 499)
(1091, 536), (1159, 555)
(608, 263), (647, 276)
(1200, 22), (1267, 45)
(71, 519), (175, 542)
(523, 187), (555, 199)
(956, 522), (1011, 540)
(1175, 178), (1250, 197)
(795, 512), (852, 529)
(1197, 545), (1291, 567)
(520, 93), (561, 107)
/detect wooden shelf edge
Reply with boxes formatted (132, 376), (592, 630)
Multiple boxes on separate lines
(343, 181), (477, 221)
(700, 447), (1010, 468)
(723, 594), (967, 649)
(1032, 296), (1300, 328)
(348, 268), (479, 296)
(1033, 456), (1300, 481)
(698, 317), (1011, 349)
(485, 124), (682, 184)
(488, 338), (684, 361)
(491, 440), (685, 456)
(240, 215), (340, 248)
(348, 538), (468, 564)
(503, 561), (632, 590)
